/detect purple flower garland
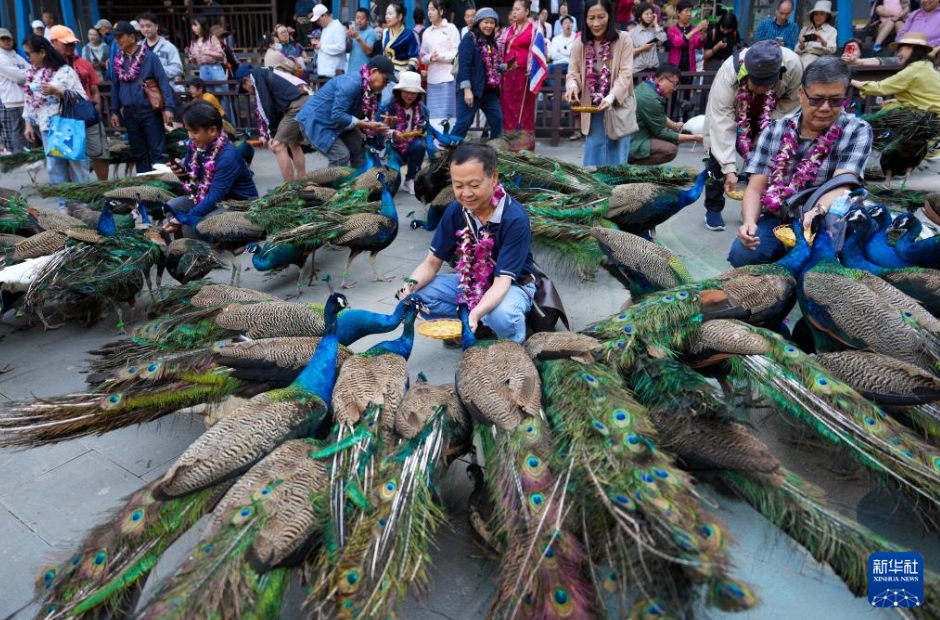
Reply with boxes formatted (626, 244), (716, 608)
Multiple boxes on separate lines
(455, 182), (505, 309)
(760, 117), (843, 214)
(359, 65), (379, 137)
(584, 39), (611, 107)
(478, 36), (502, 90)
(113, 45), (147, 82)
(735, 82), (778, 160)
(182, 131), (229, 205)
(22, 67), (53, 111)
(249, 75), (271, 141)
(392, 100), (422, 155)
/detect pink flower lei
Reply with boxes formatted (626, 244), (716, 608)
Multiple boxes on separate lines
(182, 131), (228, 205)
(22, 66), (53, 111)
(391, 99), (423, 155)
(249, 75), (271, 141)
(455, 182), (505, 309)
(645, 77), (665, 98)
(584, 39), (612, 107)
(761, 116), (843, 214)
(113, 45), (147, 82)
(735, 81), (777, 160)
(359, 65), (379, 138)
(478, 35), (502, 90)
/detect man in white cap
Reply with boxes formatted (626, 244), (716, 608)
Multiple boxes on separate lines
(310, 4), (347, 78)
(49, 25), (111, 181)
(32, 21), (46, 37)
(702, 39), (803, 232)
(0, 28), (30, 154)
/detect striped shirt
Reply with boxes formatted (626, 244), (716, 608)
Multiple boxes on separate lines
(745, 110), (873, 183)
(753, 18), (799, 50)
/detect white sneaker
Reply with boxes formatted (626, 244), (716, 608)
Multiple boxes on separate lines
(402, 179), (415, 195)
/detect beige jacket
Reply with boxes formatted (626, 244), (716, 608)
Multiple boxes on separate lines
(704, 46), (803, 175)
(566, 32), (636, 135)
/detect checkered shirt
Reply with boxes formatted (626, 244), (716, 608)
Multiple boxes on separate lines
(744, 110), (873, 182)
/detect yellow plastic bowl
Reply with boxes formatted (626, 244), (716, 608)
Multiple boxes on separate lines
(417, 319), (462, 340)
(774, 225), (815, 247)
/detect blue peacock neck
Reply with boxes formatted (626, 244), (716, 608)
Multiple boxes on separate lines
(775, 221), (812, 276)
(293, 295), (343, 403)
(458, 304), (477, 350)
(365, 305), (418, 358)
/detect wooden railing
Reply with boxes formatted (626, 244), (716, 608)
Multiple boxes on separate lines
(99, 64), (900, 141)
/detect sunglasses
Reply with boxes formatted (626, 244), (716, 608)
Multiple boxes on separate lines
(804, 95), (846, 108)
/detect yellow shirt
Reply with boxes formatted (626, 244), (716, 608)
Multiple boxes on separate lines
(860, 60), (940, 114)
(198, 92), (225, 118)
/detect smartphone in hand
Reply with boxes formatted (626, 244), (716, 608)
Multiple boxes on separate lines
(803, 33), (818, 42)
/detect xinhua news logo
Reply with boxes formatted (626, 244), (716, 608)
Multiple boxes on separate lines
(868, 551), (924, 608)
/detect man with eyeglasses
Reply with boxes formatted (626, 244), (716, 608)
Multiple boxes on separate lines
(703, 40), (803, 232)
(629, 63), (703, 165)
(729, 56), (872, 267)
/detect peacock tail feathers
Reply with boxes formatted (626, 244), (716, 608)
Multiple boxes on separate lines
(35, 480), (228, 619)
(0, 149), (44, 173)
(478, 409), (602, 620)
(0, 192), (32, 234)
(527, 214), (607, 279)
(591, 226), (693, 295)
(590, 164), (700, 187)
(37, 177), (178, 204)
(0, 368), (240, 447)
(498, 151), (611, 199)
(737, 325), (940, 530)
(540, 359), (755, 611)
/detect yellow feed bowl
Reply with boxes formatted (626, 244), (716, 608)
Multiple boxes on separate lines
(774, 225), (815, 248)
(417, 319), (462, 340)
(571, 106), (602, 114)
(725, 189), (745, 201)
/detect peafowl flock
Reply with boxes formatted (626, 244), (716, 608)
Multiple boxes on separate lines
(6, 145), (940, 620)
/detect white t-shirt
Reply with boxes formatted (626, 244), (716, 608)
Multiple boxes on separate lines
(317, 19), (348, 77)
(549, 32), (575, 63)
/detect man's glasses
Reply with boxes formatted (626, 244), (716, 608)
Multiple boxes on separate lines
(805, 94), (847, 109)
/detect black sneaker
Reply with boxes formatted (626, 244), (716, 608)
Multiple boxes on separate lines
(704, 211), (726, 231)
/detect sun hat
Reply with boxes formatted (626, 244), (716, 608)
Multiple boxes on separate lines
(891, 32), (933, 51)
(810, 1), (833, 15)
(393, 71), (426, 93)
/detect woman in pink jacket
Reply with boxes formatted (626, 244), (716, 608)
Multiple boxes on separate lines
(665, 0), (706, 120)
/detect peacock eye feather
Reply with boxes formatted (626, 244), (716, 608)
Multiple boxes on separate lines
(93, 551), (107, 565)
(592, 419), (609, 436)
(677, 291), (689, 299)
(529, 493), (544, 508)
(612, 408), (630, 428)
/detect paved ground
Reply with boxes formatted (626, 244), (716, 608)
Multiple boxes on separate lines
(1, 137), (939, 619)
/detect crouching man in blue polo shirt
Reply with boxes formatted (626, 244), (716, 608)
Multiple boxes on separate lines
(399, 142), (536, 343)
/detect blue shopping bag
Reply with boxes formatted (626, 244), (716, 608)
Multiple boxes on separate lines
(45, 115), (86, 161)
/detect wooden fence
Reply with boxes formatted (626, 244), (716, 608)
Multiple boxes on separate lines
(98, 63), (901, 145)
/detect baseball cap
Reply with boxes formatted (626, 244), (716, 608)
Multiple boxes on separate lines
(95, 19), (112, 30)
(310, 4), (329, 21)
(32, 20), (45, 29)
(112, 21), (138, 36)
(0, 28), (13, 39)
(366, 55), (397, 83)
(48, 25), (80, 44)
(744, 40), (784, 87)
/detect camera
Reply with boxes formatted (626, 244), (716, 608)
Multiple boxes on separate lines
(803, 33), (818, 42)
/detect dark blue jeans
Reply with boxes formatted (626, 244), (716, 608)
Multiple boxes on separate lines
(452, 89), (502, 139)
(122, 105), (167, 174)
(401, 139), (426, 181)
(727, 215), (787, 267)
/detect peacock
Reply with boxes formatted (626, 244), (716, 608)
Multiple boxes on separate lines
(841, 209), (940, 315)
(157, 237), (230, 286)
(890, 212), (940, 270)
(192, 211), (266, 286)
(246, 240), (316, 295)
(862, 107), (940, 188)
(797, 227), (940, 372)
(604, 169), (708, 238)
(591, 226), (693, 296)
(860, 205), (913, 269)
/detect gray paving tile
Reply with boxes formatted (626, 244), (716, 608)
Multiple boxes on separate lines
(78, 413), (206, 477)
(0, 450), (143, 546)
(0, 441), (89, 496)
(0, 506), (51, 617)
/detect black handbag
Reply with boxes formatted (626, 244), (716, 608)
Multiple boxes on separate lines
(526, 261), (570, 333)
(61, 90), (99, 127)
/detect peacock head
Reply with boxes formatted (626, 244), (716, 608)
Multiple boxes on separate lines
(845, 207), (873, 234)
(865, 205), (891, 227)
(887, 212), (918, 234)
(403, 294), (429, 319)
(245, 242), (261, 254)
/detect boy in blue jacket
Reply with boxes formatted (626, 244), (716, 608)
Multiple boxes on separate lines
(163, 102), (258, 238)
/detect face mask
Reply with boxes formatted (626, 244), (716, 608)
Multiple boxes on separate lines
(274, 42), (283, 51)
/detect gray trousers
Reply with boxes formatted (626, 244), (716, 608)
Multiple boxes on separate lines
(323, 129), (366, 168)
(0, 104), (27, 153)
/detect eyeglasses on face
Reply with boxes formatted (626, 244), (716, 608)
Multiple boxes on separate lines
(804, 94), (846, 108)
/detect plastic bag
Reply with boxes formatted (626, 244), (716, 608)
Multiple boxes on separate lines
(45, 116), (86, 161)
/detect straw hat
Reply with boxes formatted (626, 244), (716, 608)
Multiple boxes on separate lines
(393, 71), (426, 94)
(891, 32), (933, 51)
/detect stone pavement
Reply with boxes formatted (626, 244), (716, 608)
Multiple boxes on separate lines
(1, 138), (938, 619)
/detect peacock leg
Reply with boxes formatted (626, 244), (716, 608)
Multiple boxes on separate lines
(369, 252), (395, 282)
(884, 170), (894, 189)
(225, 251), (241, 287)
(306, 249), (318, 286)
(341, 251), (358, 289)
(142, 267), (156, 303)
(36, 306), (63, 331)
